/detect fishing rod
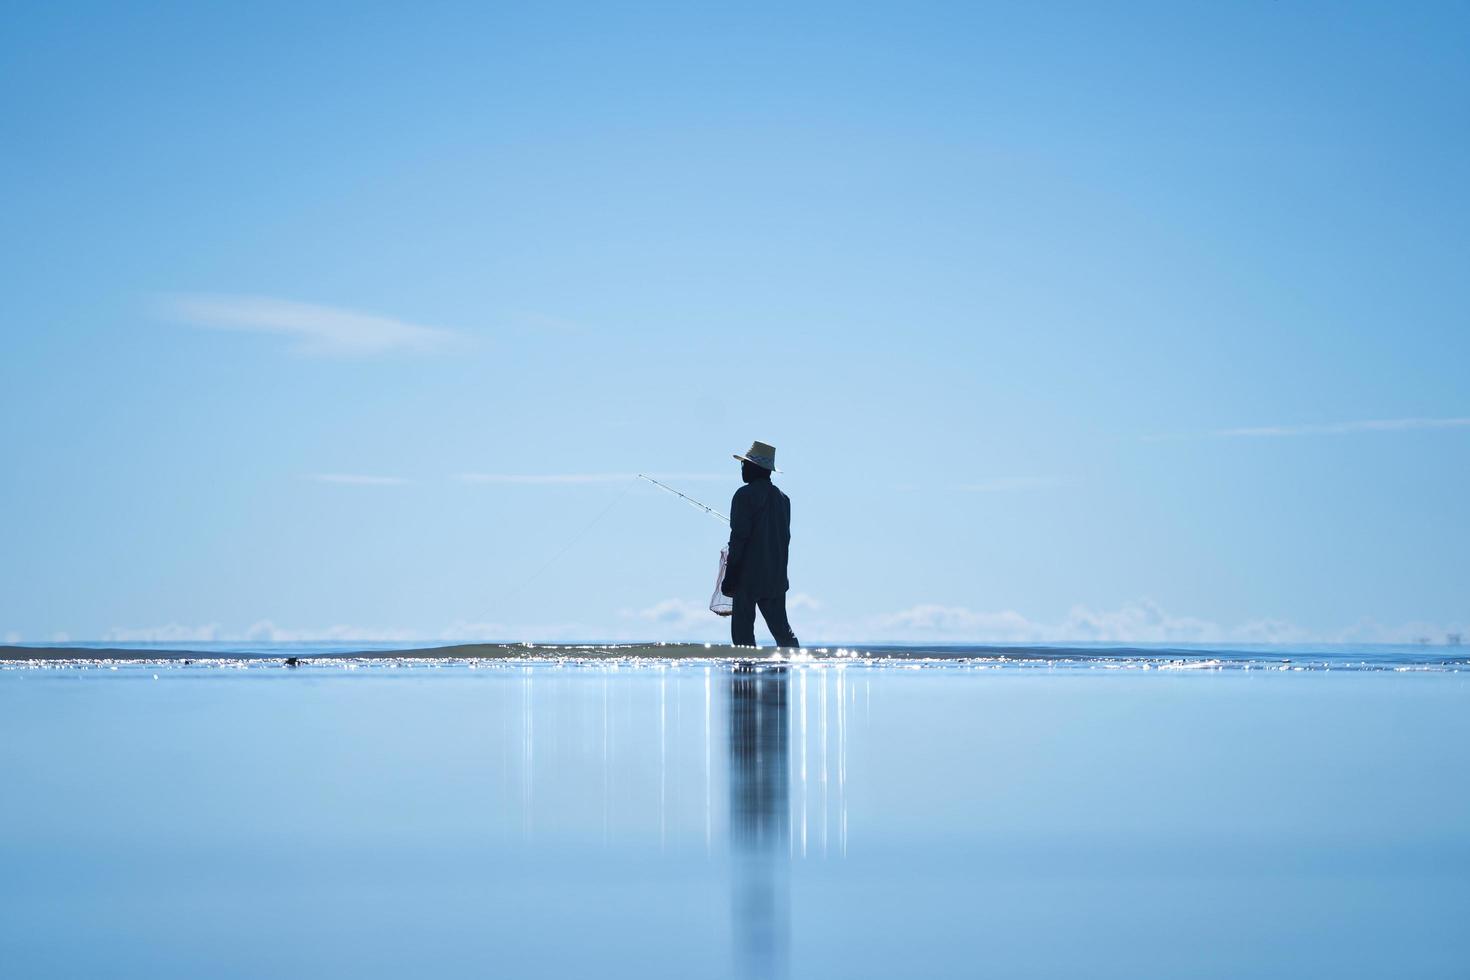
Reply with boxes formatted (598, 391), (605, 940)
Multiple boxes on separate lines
(637, 474), (729, 525)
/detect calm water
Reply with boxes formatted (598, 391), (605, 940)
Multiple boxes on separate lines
(1, 648), (1467, 977)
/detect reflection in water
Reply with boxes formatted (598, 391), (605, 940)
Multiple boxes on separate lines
(504, 664), (851, 853)
(502, 663), (856, 976)
(729, 666), (790, 978)
(795, 666), (851, 859)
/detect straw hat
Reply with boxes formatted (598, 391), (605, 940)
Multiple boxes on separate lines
(733, 440), (780, 472)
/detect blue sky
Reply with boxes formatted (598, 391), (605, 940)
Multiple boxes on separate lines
(2, 1), (1467, 644)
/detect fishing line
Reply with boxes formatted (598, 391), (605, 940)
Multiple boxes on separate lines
(638, 474), (735, 620)
(495, 479), (640, 614)
(637, 474), (729, 525)
(483, 474), (726, 631)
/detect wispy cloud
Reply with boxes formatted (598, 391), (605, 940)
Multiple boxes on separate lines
(630, 598), (715, 631)
(100, 620), (615, 645)
(159, 293), (460, 356)
(102, 621), (420, 643)
(958, 477), (1066, 493)
(103, 623), (223, 643)
(896, 477), (1067, 493)
(861, 601), (1470, 645)
(866, 600), (1310, 644)
(305, 473), (725, 487)
(787, 593), (822, 612)
(1147, 417), (1470, 441)
(1215, 417), (1470, 438)
(241, 621), (421, 643)
(308, 474), (411, 486)
(460, 473), (633, 485)
(459, 472), (725, 484)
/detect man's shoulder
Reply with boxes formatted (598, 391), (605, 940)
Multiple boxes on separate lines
(731, 484), (756, 512)
(731, 482), (783, 506)
(735, 481), (780, 494)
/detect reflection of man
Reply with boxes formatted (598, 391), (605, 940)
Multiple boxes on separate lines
(722, 441), (800, 649)
(729, 667), (790, 978)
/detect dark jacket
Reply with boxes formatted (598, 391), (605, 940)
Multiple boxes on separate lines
(724, 480), (791, 599)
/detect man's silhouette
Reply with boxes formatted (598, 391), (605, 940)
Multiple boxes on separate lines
(722, 441), (800, 649)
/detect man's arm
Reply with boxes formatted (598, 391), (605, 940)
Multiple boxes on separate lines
(724, 488), (751, 593)
(783, 494), (791, 548)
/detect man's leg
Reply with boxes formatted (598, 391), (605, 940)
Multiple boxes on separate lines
(756, 595), (800, 649)
(731, 591), (758, 647)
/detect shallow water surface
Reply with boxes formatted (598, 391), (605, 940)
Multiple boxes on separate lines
(1, 661), (1467, 978)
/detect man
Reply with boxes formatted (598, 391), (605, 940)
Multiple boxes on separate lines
(722, 440), (800, 649)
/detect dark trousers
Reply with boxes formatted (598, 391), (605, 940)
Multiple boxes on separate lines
(731, 593), (800, 648)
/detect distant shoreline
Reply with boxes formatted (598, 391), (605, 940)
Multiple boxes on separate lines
(0, 643), (751, 662)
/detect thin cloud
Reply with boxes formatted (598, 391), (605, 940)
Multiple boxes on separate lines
(239, 621), (421, 643)
(159, 293), (460, 355)
(459, 474), (631, 485)
(861, 601), (1470, 646)
(866, 600), (1306, 644)
(103, 623), (222, 643)
(1216, 417), (1470, 438)
(459, 472), (725, 484)
(1147, 417), (1470, 441)
(103, 622), (421, 643)
(308, 474), (412, 486)
(632, 598), (714, 629)
(959, 477), (1066, 492)
(897, 478), (1066, 493)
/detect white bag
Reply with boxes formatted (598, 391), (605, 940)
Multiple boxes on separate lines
(710, 546), (734, 617)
